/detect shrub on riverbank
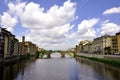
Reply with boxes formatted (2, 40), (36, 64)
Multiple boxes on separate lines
(76, 55), (120, 67)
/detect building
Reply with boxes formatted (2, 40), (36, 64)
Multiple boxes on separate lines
(93, 35), (111, 54)
(19, 36), (38, 55)
(79, 40), (92, 53)
(74, 40), (93, 54)
(74, 45), (80, 54)
(13, 39), (19, 56)
(83, 41), (93, 53)
(18, 42), (22, 55)
(111, 32), (120, 54)
(24, 41), (38, 55)
(21, 36), (25, 55)
(79, 40), (93, 53)
(0, 28), (19, 59)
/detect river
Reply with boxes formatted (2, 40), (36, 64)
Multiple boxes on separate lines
(0, 54), (120, 80)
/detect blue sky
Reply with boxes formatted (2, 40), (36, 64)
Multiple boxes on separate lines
(0, 0), (120, 50)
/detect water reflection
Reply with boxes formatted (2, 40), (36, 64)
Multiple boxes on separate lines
(15, 58), (79, 80)
(51, 52), (61, 58)
(76, 57), (120, 80)
(0, 58), (36, 80)
(0, 57), (120, 80)
(51, 52), (71, 58)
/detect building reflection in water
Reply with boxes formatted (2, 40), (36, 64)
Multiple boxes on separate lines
(76, 57), (120, 80)
(0, 57), (120, 80)
(0, 58), (36, 80)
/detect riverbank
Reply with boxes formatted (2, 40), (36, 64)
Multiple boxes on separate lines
(76, 54), (120, 67)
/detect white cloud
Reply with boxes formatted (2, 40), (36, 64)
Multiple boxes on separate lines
(2, 0), (102, 50)
(0, 1), (26, 32)
(20, 1), (76, 29)
(101, 20), (120, 35)
(8, 2), (26, 16)
(18, 0), (76, 50)
(1, 12), (18, 32)
(0, 0), (77, 50)
(77, 18), (99, 40)
(103, 7), (120, 15)
(67, 18), (99, 44)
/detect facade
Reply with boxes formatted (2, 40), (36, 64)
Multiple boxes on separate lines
(74, 33), (120, 55)
(111, 32), (120, 54)
(93, 35), (111, 54)
(18, 42), (22, 55)
(93, 37), (102, 54)
(117, 33), (120, 54)
(19, 36), (38, 55)
(0, 28), (19, 59)
(13, 39), (19, 56)
(75, 45), (79, 53)
(83, 42), (93, 53)
(0, 27), (39, 61)
(75, 40), (93, 53)
(78, 42), (83, 53)
(21, 36), (25, 55)
(80, 40), (93, 53)
(24, 41), (38, 55)
(82, 40), (92, 53)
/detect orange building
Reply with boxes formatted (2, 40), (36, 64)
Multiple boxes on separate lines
(19, 36), (38, 55)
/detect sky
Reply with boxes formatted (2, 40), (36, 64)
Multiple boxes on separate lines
(0, 0), (120, 50)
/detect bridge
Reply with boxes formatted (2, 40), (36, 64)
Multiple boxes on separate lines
(45, 51), (76, 58)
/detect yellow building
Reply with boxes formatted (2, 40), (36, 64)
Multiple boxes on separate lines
(117, 33), (120, 53)
(111, 32), (120, 54)
(24, 41), (38, 55)
(75, 40), (93, 53)
(83, 41), (93, 53)
(19, 36), (38, 55)
(79, 40), (92, 53)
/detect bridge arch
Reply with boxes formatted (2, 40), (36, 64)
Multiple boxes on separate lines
(46, 51), (75, 58)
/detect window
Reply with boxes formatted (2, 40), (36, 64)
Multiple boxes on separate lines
(0, 35), (3, 39)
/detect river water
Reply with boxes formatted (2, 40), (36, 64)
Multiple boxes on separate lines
(0, 55), (120, 80)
